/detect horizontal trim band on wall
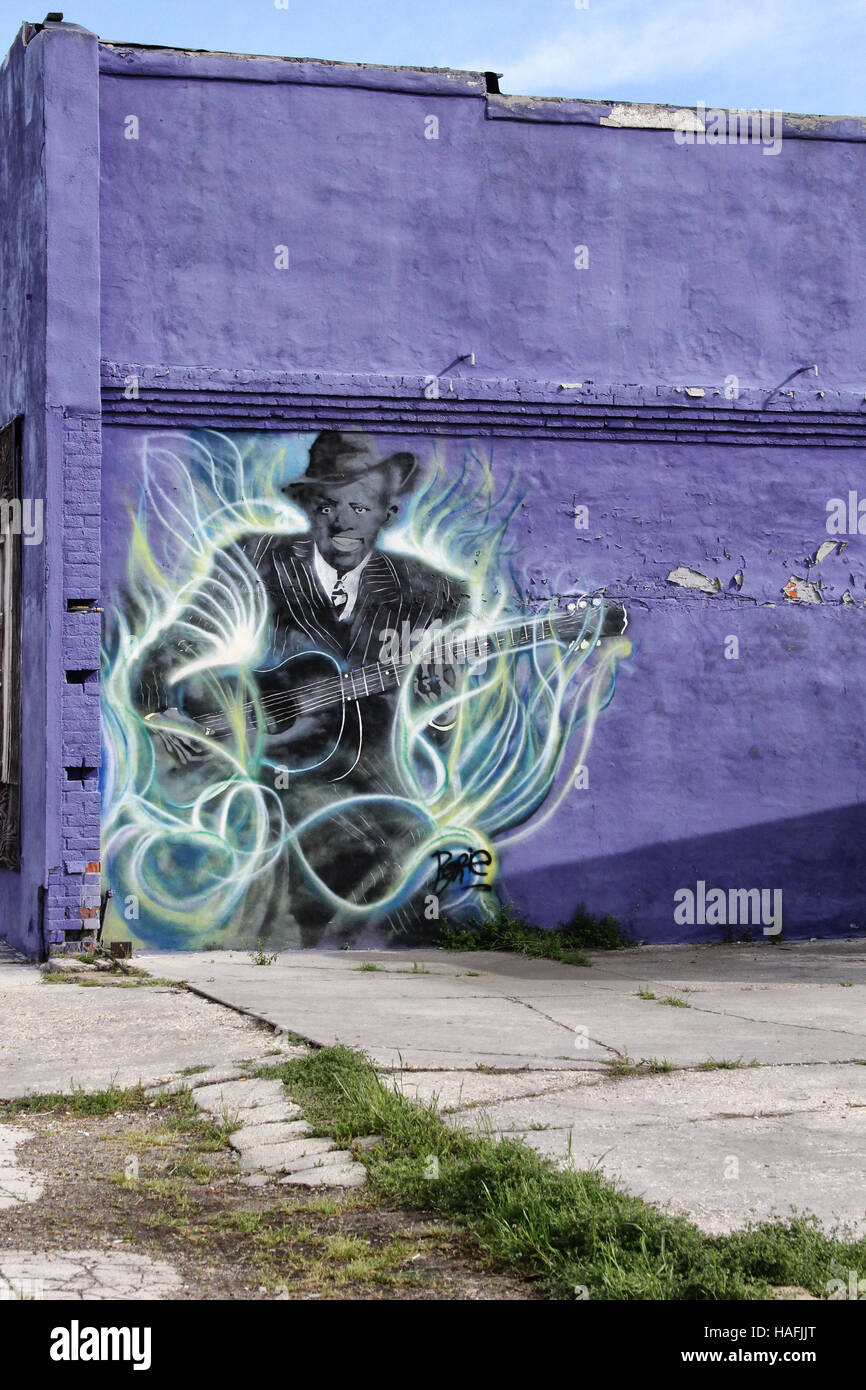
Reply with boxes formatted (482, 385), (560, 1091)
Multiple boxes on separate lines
(100, 364), (866, 443)
(100, 400), (866, 446)
(486, 95), (866, 143)
(100, 391), (866, 429)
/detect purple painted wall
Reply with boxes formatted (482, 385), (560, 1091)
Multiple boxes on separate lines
(93, 43), (866, 943)
(0, 21), (101, 955)
(0, 26), (49, 954)
(95, 48), (866, 390)
(99, 423), (866, 945)
(4, 23), (865, 949)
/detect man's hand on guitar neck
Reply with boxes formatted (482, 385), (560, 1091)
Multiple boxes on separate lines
(413, 655), (458, 700)
(414, 658), (460, 734)
(145, 707), (211, 766)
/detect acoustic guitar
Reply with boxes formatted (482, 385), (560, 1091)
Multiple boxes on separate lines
(145, 595), (627, 784)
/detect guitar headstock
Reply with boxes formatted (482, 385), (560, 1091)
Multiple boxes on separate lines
(557, 594), (628, 640)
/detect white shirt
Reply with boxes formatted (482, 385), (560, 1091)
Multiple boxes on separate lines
(312, 545), (371, 622)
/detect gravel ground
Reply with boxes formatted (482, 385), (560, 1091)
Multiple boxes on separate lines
(0, 1103), (536, 1300)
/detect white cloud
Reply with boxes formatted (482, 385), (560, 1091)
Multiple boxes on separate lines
(467, 0), (865, 106)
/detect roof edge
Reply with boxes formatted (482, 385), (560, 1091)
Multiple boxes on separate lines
(94, 40), (866, 132)
(98, 42), (487, 97)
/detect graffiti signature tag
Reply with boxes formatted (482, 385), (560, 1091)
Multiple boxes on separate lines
(431, 849), (493, 895)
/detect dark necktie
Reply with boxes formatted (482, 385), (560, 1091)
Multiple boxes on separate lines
(331, 579), (348, 615)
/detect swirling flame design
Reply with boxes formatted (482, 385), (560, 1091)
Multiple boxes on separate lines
(102, 432), (630, 945)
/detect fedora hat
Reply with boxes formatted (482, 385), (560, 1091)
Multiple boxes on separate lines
(284, 432), (417, 496)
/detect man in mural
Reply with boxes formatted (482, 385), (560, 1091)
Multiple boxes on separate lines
(237, 429), (465, 763)
(240, 430), (470, 942)
(114, 425), (632, 951)
(142, 430), (468, 946)
(129, 427), (630, 949)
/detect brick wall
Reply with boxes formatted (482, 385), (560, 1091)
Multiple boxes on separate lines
(47, 410), (101, 947)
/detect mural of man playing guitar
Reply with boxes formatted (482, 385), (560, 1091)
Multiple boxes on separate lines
(137, 429), (627, 947)
(140, 431), (469, 945)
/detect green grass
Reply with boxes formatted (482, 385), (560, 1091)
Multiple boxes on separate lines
(722, 927), (755, 944)
(355, 963), (383, 972)
(77, 975), (181, 989)
(164, 1153), (222, 1184)
(636, 988), (656, 1000)
(600, 1052), (640, 1077)
(41, 962), (181, 989)
(557, 902), (634, 951)
(212, 1205), (435, 1292)
(659, 995), (690, 1008)
(436, 901), (633, 963)
(3, 1081), (222, 1126)
(436, 904), (592, 967)
(255, 1044), (864, 1301)
(600, 1053), (676, 1077)
(249, 940), (277, 966)
(697, 1058), (743, 1071)
(5, 1081), (159, 1115)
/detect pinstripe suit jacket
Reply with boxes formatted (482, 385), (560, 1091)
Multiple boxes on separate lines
(134, 531), (465, 721)
(236, 532), (466, 668)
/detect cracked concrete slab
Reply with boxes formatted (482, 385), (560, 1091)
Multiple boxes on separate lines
(0, 959), (299, 1100)
(517, 1107), (866, 1238)
(436, 1063), (866, 1235)
(280, 1163), (367, 1188)
(4, 942), (861, 1236)
(391, 1068), (599, 1111)
(184, 1067), (367, 1189)
(190, 1079), (289, 1114)
(0, 1248), (183, 1300)
(445, 1062), (866, 1130)
(239, 1137), (335, 1173)
(137, 943), (866, 1071)
(493, 989), (866, 1066)
(228, 1121), (312, 1153)
(279, 1147), (356, 1174)
(218, 1100), (299, 1127)
(0, 1126), (44, 1209)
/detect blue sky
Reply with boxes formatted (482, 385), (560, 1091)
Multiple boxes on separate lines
(2, 0), (864, 115)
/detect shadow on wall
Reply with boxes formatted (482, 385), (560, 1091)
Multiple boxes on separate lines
(503, 802), (866, 944)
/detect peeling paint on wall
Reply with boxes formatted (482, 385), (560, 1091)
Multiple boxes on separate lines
(782, 575), (822, 603)
(666, 566), (722, 594)
(813, 540), (840, 565)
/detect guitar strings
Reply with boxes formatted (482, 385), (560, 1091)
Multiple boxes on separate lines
(181, 613), (599, 735)
(241, 617), (589, 714)
(189, 624), (601, 734)
(196, 632), (579, 729)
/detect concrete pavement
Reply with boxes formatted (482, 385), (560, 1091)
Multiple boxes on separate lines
(0, 957), (300, 1099)
(135, 939), (866, 1070)
(135, 940), (866, 1236)
(1, 938), (864, 1236)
